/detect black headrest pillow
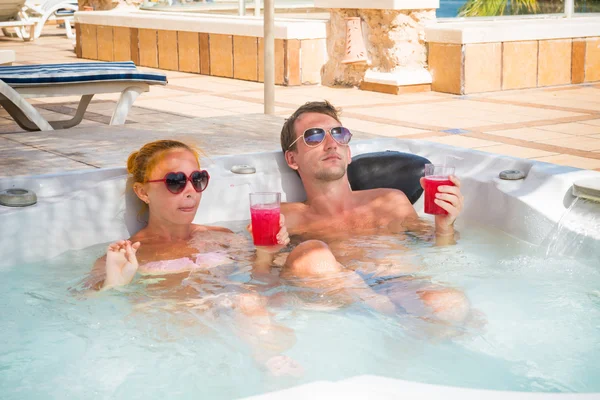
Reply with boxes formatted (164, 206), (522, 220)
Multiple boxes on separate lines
(347, 151), (431, 204)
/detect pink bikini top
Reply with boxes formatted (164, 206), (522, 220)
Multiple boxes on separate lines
(139, 252), (232, 274)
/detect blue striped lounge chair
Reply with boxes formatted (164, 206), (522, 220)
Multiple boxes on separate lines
(0, 61), (167, 131)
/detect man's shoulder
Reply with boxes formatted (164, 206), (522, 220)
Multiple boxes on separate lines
(356, 188), (417, 220)
(280, 201), (309, 232)
(355, 188), (411, 204)
(281, 201), (307, 210)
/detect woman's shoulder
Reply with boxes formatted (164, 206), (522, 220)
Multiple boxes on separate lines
(191, 224), (234, 234)
(129, 227), (149, 243)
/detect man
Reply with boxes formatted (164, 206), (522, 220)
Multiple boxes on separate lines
(278, 101), (470, 324)
(280, 100), (463, 240)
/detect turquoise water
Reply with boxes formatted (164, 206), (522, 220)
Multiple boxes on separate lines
(0, 220), (599, 399)
(438, 0), (468, 17)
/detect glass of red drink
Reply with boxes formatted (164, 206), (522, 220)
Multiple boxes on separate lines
(423, 164), (455, 215)
(249, 192), (281, 246)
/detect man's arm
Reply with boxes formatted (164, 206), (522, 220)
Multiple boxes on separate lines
(385, 189), (458, 245)
(422, 175), (464, 234)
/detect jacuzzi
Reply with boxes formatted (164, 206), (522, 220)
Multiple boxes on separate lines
(1, 138), (599, 399)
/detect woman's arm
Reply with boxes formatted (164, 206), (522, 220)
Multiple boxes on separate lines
(83, 255), (108, 290)
(84, 240), (141, 291)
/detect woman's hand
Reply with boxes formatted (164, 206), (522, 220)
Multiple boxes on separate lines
(247, 214), (291, 254)
(102, 240), (141, 290)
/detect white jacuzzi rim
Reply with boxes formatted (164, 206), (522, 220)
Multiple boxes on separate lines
(1, 137), (599, 223)
(2, 137), (597, 211)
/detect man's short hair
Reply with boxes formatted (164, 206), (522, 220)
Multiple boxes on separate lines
(280, 100), (341, 152)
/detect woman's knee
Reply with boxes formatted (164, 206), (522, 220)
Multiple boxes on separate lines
(235, 293), (268, 316)
(283, 240), (342, 279)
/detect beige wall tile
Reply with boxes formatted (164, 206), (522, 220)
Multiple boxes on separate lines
(97, 26), (114, 62)
(300, 39), (326, 84)
(199, 33), (210, 75)
(130, 28), (140, 65)
(480, 144), (558, 158)
(582, 119), (600, 127)
(287, 39), (301, 86)
(572, 38), (586, 84)
(113, 27), (131, 62)
(502, 41), (538, 90)
(538, 39), (572, 87)
(258, 38), (284, 85)
(537, 122), (600, 135)
(258, 38), (263, 82)
(80, 24), (97, 60)
(428, 43), (463, 94)
(424, 135), (499, 148)
(233, 36), (258, 82)
(209, 34), (233, 78)
(74, 23), (82, 58)
(539, 136), (600, 151)
(178, 31), (200, 73)
(483, 127), (574, 141)
(533, 154), (600, 169)
(585, 37), (600, 82)
(158, 30), (178, 71)
(138, 29), (158, 68)
(464, 43), (501, 94)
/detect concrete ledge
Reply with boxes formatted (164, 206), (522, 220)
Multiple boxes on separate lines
(360, 81), (431, 95)
(74, 10), (327, 40)
(315, 0), (439, 10)
(426, 16), (600, 44)
(363, 69), (432, 86)
(360, 69), (432, 95)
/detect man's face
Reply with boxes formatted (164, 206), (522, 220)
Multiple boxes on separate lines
(285, 112), (351, 182)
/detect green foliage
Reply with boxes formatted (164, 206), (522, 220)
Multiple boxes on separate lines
(458, 0), (538, 17)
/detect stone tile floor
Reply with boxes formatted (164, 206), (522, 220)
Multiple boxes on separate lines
(2, 33), (600, 177)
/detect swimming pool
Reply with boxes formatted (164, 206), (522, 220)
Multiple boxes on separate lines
(1, 139), (599, 399)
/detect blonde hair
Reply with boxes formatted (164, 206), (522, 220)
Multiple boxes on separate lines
(126, 140), (201, 184)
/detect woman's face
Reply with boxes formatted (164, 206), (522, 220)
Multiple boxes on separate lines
(142, 149), (203, 226)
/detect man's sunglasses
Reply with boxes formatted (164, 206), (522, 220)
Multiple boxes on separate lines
(288, 126), (352, 150)
(147, 170), (210, 194)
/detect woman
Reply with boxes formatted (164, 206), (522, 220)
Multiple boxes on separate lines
(86, 139), (302, 377)
(87, 139), (289, 291)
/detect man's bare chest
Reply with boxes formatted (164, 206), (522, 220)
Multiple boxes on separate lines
(293, 208), (398, 236)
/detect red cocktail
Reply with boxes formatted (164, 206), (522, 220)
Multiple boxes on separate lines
(424, 164), (455, 215)
(249, 192), (281, 246)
